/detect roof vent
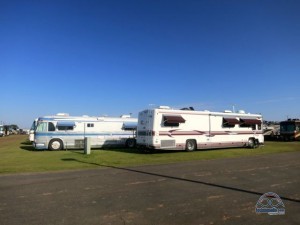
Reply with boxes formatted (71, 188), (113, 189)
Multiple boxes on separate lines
(238, 110), (246, 114)
(56, 113), (69, 116)
(120, 115), (131, 118)
(224, 110), (232, 113)
(158, 106), (171, 109)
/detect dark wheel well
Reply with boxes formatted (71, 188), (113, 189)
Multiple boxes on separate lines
(125, 138), (136, 148)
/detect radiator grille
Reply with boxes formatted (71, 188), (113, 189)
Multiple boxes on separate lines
(161, 140), (176, 148)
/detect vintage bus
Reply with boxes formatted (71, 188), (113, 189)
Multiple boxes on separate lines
(33, 113), (137, 150)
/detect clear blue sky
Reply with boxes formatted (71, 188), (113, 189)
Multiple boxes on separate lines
(1, 0), (299, 128)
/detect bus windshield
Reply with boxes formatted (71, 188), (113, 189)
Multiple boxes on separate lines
(280, 123), (295, 132)
(36, 122), (47, 132)
(30, 121), (36, 131)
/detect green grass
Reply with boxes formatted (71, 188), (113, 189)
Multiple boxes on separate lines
(0, 135), (300, 174)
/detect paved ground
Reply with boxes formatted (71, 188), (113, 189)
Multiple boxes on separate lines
(0, 152), (300, 225)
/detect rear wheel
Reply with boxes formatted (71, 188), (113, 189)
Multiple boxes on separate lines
(126, 138), (136, 148)
(247, 138), (258, 149)
(186, 140), (197, 152)
(49, 139), (63, 151)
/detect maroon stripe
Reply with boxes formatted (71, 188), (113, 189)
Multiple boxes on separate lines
(159, 131), (262, 136)
(159, 131), (207, 136)
(147, 141), (248, 150)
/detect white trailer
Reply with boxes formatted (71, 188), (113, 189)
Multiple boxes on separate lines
(0, 125), (4, 137)
(33, 113), (137, 150)
(136, 106), (264, 151)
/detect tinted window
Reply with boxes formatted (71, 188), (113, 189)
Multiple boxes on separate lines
(57, 126), (74, 131)
(48, 122), (55, 131)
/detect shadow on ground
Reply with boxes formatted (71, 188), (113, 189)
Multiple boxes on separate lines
(61, 157), (300, 204)
(20, 141), (36, 151)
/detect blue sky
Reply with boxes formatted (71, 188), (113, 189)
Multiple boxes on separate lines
(1, 0), (300, 128)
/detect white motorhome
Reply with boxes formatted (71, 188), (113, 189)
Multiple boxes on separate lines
(136, 106), (264, 151)
(33, 113), (137, 150)
(0, 125), (4, 137)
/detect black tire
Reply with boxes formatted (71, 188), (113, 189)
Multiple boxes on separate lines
(248, 138), (256, 149)
(49, 139), (63, 151)
(254, 139), (259, 148)
(126, 138), (136, 148)
(186, 140), (197, 152)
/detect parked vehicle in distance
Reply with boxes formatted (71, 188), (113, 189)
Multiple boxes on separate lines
(0, 125), (4, 137)
(136, 106), (264, 151)
(280, 119), (300, 141)
(33, 113), (137, 150)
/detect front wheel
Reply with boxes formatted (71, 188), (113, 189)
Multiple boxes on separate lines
(186, 140), (197, 152)
(49, 139), (63, 151)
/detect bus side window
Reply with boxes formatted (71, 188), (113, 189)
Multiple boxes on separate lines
(57, 126), (74, 131)
(48, 122), (55, 131)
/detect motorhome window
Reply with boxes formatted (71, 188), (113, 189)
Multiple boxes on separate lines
(163, 115), (185, 127)
(87, 123), (94, 127)
(240, 119), (261, 129)
(240, 122), (252, 128)
(223, 118), (239, 128)
(163, 117), (179, 127)
(36, 122), (47, 132)
(48, 122), (55, 131)
(164, 121), (179, 127)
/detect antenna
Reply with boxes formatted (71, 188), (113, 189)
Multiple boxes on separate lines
(148, 104), (156, 109)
